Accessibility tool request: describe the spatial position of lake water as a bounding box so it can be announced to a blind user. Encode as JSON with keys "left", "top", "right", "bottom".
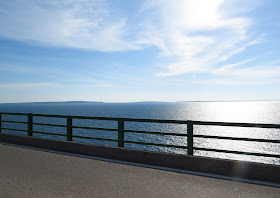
{"left": 1, "top": 101, "right": 280, "bottom": 165}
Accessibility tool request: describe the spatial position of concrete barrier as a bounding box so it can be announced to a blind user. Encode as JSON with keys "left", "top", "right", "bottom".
{"left": 1, "top": 133, "right": 279, "bottom": 185}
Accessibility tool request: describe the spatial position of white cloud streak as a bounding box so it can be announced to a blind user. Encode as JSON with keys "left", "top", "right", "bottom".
{"left": 0, "top": 82, "right": 54, "bottom": 88}
{"left": 213, "top": 58, "right": 256, "bottom": 74}
{"left": 84, "top": 84, "right": 113, "bottom": 88}
{"left": 215, "top": 66, "right": 280, "bottom": 79}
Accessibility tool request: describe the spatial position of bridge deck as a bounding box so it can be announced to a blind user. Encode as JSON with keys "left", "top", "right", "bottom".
{"left": 0, "top": 143, "right": 279, "bottom": 198}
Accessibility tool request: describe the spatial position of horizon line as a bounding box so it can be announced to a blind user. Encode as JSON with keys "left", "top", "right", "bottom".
{"left": 1, "top": 100, "right": 280, "bottom": 104}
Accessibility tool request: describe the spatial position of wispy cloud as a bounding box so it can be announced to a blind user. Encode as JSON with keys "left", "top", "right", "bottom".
{"left": 0, "top": 63, "right": 116, "bottom": 89}
{"left": 214, "top": 65, "right": 280, "bottom": 79}
{"left": 166, "top": 74, "right": 280, "bottom": 85}
{"left": 84, "top": 84, "right": 113, "bottom": 88}
{"left": 0, "top": 64, "right": 56, "bottom": 73}
{"left": 213, "top": 58, "right": 256, "bottom": 74}
{"left": 210, "top": 57, "right": 280, "bottom": 83}
{"left": 0, "top": 82, "right": 54, "bottom": 88}
{"left": 1, "top": 0, "right": 276, "bottom": 81}
{"left": 0, "top": 0, "right": 138, "bottom": 52}
{"left": 165, "top": 62, "right": 280, "bottom": 85}
{"left": 137, "top": 0, "right": 261, "bottom": 77}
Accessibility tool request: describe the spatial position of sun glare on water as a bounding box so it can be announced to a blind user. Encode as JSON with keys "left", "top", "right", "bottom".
{"left": 202, "top": 102, "right": 267, "bottom": 123}
{"left": 190, "top": 102, "right": 280, "bottom": 164}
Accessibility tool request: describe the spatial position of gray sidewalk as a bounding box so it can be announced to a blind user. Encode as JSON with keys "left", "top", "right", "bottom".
{"left": 0, "top": 144, "right": 279, "bottom": 198}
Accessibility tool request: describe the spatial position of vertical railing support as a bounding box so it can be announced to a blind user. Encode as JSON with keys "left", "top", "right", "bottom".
{"left": 27, "top": 113, "right": 33, "bottom": 136}
{"left": 67, "top": 116, "right": 72, "bottom": 141}
{"left": 118, "top": 119, "right": 124, "bottom": 147}
{"left": 0, "top": 113, "right": 2, "bottom": 133}
{"left": 187, "top": 120, "right": 194, "bottom": 155}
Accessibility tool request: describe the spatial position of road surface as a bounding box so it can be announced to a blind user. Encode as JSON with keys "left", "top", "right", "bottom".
{"left": 0, "top": 143, "right": 279, "bottom": 198}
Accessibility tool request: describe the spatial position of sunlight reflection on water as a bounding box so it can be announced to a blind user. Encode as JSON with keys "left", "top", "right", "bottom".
{"left": 123, "top": 102, "right": 280, "bottom": 165}
{"left": 1, "top": 102, "right": 280, "bottom": 165}
{"left": 164, "top": 102, "right": 280, "bottom": 165}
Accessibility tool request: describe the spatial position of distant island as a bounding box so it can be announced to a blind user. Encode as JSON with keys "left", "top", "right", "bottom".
{"left": 0, "top": 101, "right": 105, "bottom": 105}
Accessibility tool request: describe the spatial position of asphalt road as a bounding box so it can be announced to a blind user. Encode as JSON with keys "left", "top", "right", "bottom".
{"left": 0, "top": 143, "right": 279, "bottom": 198}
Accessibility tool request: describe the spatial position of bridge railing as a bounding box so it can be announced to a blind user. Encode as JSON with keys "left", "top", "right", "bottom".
{"left": 0, "top": 112, "right": 280, "bottom": 159}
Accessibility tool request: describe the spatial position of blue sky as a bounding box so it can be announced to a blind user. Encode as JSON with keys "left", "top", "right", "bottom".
{"left": 0, "top": 0, "right": 280, "bottom": 103}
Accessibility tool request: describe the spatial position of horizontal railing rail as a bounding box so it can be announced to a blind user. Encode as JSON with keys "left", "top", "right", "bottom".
{"left": 0, "top": 127, "right": 28, "bottom": 133}
{"left": 124, "top": 129, "right": 188, "bottom": 136}
{"left": 193, "top": 120, "right": 280, "bottom": 129}
{"left": 0, "top": 112, "right": 280, "bottom": 161}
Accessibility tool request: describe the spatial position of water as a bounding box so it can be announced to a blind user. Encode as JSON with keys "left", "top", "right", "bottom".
{"left": 1, "top": 101, "right": 280, "bottom": 165}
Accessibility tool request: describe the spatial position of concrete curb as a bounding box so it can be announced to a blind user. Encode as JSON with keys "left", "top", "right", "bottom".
{"left": 1, "top": 133, "right": 279, "bottom": 185}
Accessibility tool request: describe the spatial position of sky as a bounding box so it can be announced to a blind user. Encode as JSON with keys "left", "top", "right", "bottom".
{"left": 0, "top": 0, "right": 280, "bottom": 103}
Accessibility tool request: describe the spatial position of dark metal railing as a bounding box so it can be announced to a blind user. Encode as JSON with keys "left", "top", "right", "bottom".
{"left": 0, "top": 112, "right": 280, "bottom": 160}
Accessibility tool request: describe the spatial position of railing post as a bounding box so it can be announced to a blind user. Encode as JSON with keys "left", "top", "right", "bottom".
{"left": 27, "top": 113, "right": 33, "bottom": 136}
{"left": 187, "top": 120, "right": 194, "bottom": 155}
{"left": 118, "top": 119, "right": 124, "bottom": 147}
{"left": 0, "top": 113, "right": 2, "bottom": 133}
{"left": 67, "top": 116, "right": 72, "bottom": 141}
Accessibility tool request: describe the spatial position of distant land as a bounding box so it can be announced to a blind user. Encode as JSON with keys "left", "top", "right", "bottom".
{"left": 0, "top": 101, "right": 104, "bottom": 105}
{"left": 0, "top": 100, "right": 280, "bottom": 105}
